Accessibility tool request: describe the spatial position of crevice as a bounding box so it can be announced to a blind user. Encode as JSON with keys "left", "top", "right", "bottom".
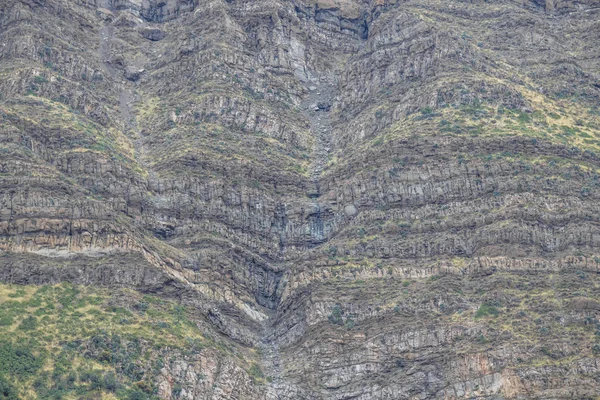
{"left": 249, "top": 260, "right": 284, "bottom": 310}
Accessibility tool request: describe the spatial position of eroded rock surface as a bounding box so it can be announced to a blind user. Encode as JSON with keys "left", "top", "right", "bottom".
{"left": 1, "top": 0, "right": 600, "bottom": 397}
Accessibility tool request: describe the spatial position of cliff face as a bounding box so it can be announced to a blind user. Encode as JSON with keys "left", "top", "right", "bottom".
{"left": 1, "top": 0, "right": 600, "bottom": 398}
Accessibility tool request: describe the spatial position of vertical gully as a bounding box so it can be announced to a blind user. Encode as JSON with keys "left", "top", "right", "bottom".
{"left": 98, "top": 0, "right": 150, "bottom": 179}
{"left": 303, "top": 76, "right": 335, "bottom": 244}
{"left": 261, "top": 75, "right": 335, "bottom": 399}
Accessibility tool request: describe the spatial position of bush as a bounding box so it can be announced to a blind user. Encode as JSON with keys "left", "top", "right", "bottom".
{"left": 80, "top": 370, "right": 102, "bottom": 385}
{"left": 172, "top": 384, "right": 183, "bottom": 397}
{"left": 327, "top": 246, "right": 338, "bottom": 259}
{"left": 18, "top": 316, "right": 38, "bottom": 331}
{"left": 134, "top": 380, "right": 153, "bottom": 394}
{"left": 0, "top": 341, "right": 43, "bottom": 376}
{"left": 248, "top": 363, "right": 264, "bottom": 381}
{"left": 0, "top": 374, "right": 17, "bottom": 400}
{"left": 474, "top": 303, "right": 500, "bottom": 319}
{"left": 104, "top": 372, "right": 119, "bottom": 392}
{"left": 344, "top": 318, "right": 355, "bottom": 330}
{"left": 328, "top": 305, "right": 343, "bottom": 325}
{"left": 128, "top": 389, "right": 151, "bottom": 400}
{"left": 53, "top": 353, "right": 70, "bottom": 376}
{"left": 57, "top": 286, "right": 80, "bottom": 308}
{"left": 136, "top": 302, "right": 149, "bottom": 313}
{"left": 0, "top": 313, "right": 13, "bottom": 327}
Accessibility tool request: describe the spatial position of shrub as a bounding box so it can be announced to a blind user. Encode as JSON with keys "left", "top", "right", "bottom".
{"left": 128, "top": 389, "right": 151, "bottom": 400}
{"left": 328, "top": 305, "right": 343, "bottom": 325}
{"left": 136, "top": 302, "right": 149, "bottom": 313}
{"left": 18, "top": 316, "right": 38, "bottom": 331}
{"left": 327, "top": 246, "right": 338, "bottom": 259}
{"left": 172, "top": 384, "right": 183, "bottom": 397}
{"left": 80, "top": 370, "right": 102, "bottom": 384}
{"left": 475, "top": 303, "right": 500, "bottom": 319}
{"left": 248, "top": 363, "right": 264, "bottom": 381}
{"left": 344, "top": 318, "right": 355, "bottom": 330}
{"left": 0, "top": 313, "right": 13, "bottom": 327}
{"left": 104, "top": 372, "right": 119, "bottom": 392}
{"left": 0, "top": 374, "right": 17, "bottom": 400}
{"left": 134, "top": 380, "right": 153, "bottom": 394}
{"left": 57, "top": 286, "right": 80, "bottom": 308}
{"left": 0, "top": 341, "right": 43, "bottom": 376}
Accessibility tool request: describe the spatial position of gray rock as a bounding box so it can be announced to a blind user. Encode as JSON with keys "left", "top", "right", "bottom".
{"left": 140, "top": 27, "right": 166, "bottom": 41}
{"left": 344, "top": 204, "right": 358, "bottom": 217}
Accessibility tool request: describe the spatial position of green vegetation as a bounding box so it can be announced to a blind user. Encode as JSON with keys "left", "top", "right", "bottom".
{"left": 328, "top": 304, "right": 344, "bottom": 325}
{"left": 17, "top": 315, "right": 38, "bottom": 331}
{"left": 248, "top": 363, "right": 264, "bottom": 383}
{"left": 34, "top": 75, "right": 48, "bottom": 84}
{"left": 0, "top": 374, "right": 17, "bottom": 400}
{"left": 0, "top": 283, "right": 242, "bottom": 399}
{"left": 327, "top": 304, "right": 357, "bottom": 330}
{"left": 474, "top": 302, "right": 500, "bottom": 319}
{"left": 362, "top": 83, "right": 600, "bottom": 159}
{"left": 0, "top": 97, "right": 144, "bottom": 176}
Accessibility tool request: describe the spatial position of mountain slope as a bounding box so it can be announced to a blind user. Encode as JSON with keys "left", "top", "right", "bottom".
{"left": 1, "top": 0, "right": 600, "bottom": 398}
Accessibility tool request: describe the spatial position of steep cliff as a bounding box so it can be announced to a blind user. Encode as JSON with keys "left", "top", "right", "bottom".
{"left": 1, "top": 0, "right": 600, "bottom": 398}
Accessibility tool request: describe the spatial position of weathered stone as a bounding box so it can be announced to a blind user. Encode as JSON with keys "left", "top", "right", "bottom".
{"left": 139, "top": 27, "right": 166, "bottom": 41}
{"left": 343, "top": 204, "right": 358, "bottom": 217}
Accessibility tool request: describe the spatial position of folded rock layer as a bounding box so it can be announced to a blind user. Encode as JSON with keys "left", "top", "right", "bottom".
{"left": 1, "top": 0, "right": 600, "bottom": 398}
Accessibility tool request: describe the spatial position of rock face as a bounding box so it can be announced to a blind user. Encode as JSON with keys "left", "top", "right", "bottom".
{"left": 1, "top": 0, "right": 600, "bottom": 398}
